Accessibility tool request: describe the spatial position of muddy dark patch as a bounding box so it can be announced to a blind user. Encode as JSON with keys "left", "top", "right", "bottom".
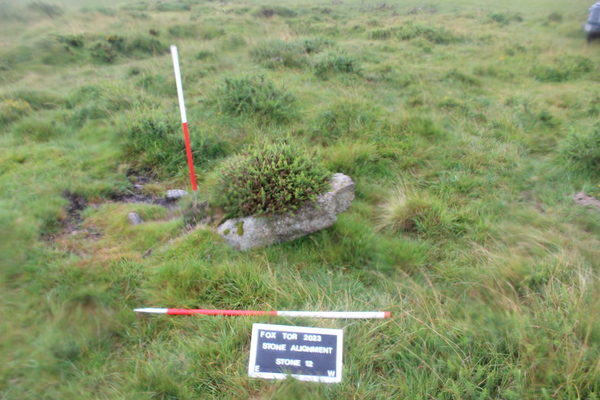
{"left": 44, "top": 191, "right": 101, "bottom": 241}
{"left": 109, "top": 189, "right": 179, "bottom": 209}
{"left": 111, "top": 171, "right": 185, "bottom": 209}
{"left": 64, "top": 190, "right": 87, "bottom": 224}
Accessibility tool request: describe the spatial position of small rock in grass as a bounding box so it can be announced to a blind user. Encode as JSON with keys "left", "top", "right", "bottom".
{"left": 574, "top": 192, "right": 600, "bottom": 212}
{"left": 166, "top": 189, "right": 189, "bottom": 200}
{"left": 128, "top": 212, "right": 144, "bottom": 225}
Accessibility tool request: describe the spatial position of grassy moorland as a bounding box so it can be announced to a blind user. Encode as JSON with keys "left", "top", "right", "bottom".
{"left": 1, "top": 0, "right": 600, "bottom": 398}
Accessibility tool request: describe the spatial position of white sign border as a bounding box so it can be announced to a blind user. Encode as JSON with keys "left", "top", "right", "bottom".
{"left": 248, "top": 323, "right": 343, "bottom": 383}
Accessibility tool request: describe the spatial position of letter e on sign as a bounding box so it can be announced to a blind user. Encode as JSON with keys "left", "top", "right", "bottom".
{"left": 248, "top": 324, "right": 343, "bottom": 383}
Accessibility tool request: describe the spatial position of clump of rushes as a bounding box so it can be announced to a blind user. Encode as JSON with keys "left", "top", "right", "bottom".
{"left": 209, "top": 142, "right": 331, "bottom": 218}
{"left": 313, "top": 51, "right": 359, "bottom": 78}
{"left": 251, "top": 37, "right": 333, "bottom": 69}
{"left": 251, "top": 40, "right": 309, "bottom": 69}
{"left": 155, "top": 2, "right": 191, "bottom": 12}
{"left": 120, "top": 110, "right": 227, "bottom": 176}
{"left": 561, "top": 125, "right": 600, "bottom": 175}
{"left": 218, "top": 75, "right": 296, "bottom": 123}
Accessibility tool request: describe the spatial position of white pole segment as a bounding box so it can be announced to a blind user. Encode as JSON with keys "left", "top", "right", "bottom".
{"left": 170, "top": 45, "right": 187, "bottom": 123}
{"left": 276, "top": 311, "right": 389, "bottom": 319}
{"left": 134, "top": 308, "right": 169, "bottom": 314}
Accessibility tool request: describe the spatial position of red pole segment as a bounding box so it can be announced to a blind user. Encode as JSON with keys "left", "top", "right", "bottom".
{"left": 181, "top": 122, "right": 197, "bottom": 192}
{"left": 134, "top": 308, "right": 392, "bottom": 319}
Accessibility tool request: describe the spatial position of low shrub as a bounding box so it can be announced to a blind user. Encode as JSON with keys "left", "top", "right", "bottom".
{"left": 218, "top": 75, "right": 296, "bottom": 123}
{"left": 27, "top": 1, "right": 64, "bottom": 19}
{"left": 125, "top": 36, "right": 168, "bottom": 57}
{"left": 12, "top": 113, "right": 71, "bottom": 142}
{"left": 94, "top": 7, "right": 117, "bottom": 16}
{"left": 316, "top": 99, "right": 378, "bottom": 142}
{"left": 135, "top": 74, "right": 175, "bottom": 96}
{"left": 91, "top": 43, "right": 117, "bottom": 63}
{"left": 125, "top": 11, "right": 149, "bottom": 19}
{"left": 0, "top": 99, "right": 32, "bottom": 125}
{"left": 219, "top": 34, "right": 246, "bottom": 50}
{"left": 56, "top": 34, "right": 85, "bottom": 48}
{"left": 367, "top": 23, "right": 458, "bottom": 44}
{"left": 66, "top": 85, "right": 134, "bottom": 126}
{"left": 196, "top": 50, "right": 213, "bottom": 60}
{"left": 120, "top": 2, "right": 148, "bottom": 11}
{"left": 398, "top": 22, "right": 458, "bottom": 43}
{"left": 301, "top": 37, "right": 333, "bottom": 53}
{"left": 251, "top": 40, "right": 308, "bottom": 69}
{"left": 35, "top": 37, "right": 80, "bottom": 65}
{"left": 561, "top": 126, "right": 600, "bottom": 175}
{"left": 9, "top": 91, "right": 63, "bottom": 110}
{"left": 251, "top": 37, "right": 333, "bottom": 69}
{"left": 548, "top": 12, "right": 563, "bottom": 22}
{"left": 155, "top": 2, "right": 191, "bottom": 12}
{"left": 66, "top": 85, "right": 104, "bottom": 108}
{"left": 121, "top": 111, "right": 228, "bottom": 176}
{"left": 0, "top": 46, "right": 34, "bottom": 71}
{"left": 531, "top": 56, "right": 595, "bottom": 83}
{"left": 209, "top": 142, "right": 330, "bottom": 218}
{"left": 403, "top": 116, "right": 445, "bottom": 138}
{"left": 200, "top": 26, "right": 226, "bottom": 40}
{"left": 61, "top": 34, "right": 168, "bottom": 63}
{"left": 106, "top": 35, "right": 125, "bottom": 51}
{"left": 588, "top": 96, "right": 600, "bottom": 117}
{"left": 368, "top": 28, "right": 395, "bottom": 40}
{"left": 254, "top": 6, "right": 297, "bottom": 18}
{"left": 313, "top": 51, "right": 359, "bottom": 77}
{"left": 487, "top": 12, "right": 522, "bottom": 25}
{"left": 443, "top": 70, "right": 481, "bottom": 86}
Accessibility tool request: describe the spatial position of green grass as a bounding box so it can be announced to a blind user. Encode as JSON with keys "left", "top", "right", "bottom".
{"left": 1, "top": 0, "right": 600, "bottom": 398}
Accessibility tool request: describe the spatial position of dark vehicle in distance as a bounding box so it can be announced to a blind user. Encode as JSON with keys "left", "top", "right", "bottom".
{"left": 584, "top": 2, "right": 600, "bottom": 42}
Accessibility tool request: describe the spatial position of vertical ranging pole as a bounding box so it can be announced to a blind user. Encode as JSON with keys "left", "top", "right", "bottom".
{"left": 171, "top": 45, "right": 197, "bottom": 192}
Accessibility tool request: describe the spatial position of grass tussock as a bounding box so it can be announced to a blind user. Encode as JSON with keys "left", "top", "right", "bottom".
{"left": 561, "top": 125, "right": 600, "bottom": 176}
{"left": 217, "top": 75, "right": 297, "bottom": 124}
{"left": 120, "top": 109, "right": 228, "bottom": 177}
{"left": 376, "top": 186, "right": 452, "bottom": 236}
{"left": 367, "top": 22, "right": 460, "bottom": 44}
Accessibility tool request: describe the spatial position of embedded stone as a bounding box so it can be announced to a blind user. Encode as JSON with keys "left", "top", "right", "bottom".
{"left": 218, "top": 173, "right": 354, "bottom": 250}
{"left": 166, "top": 189, "right": 189, "bottom": 200}
{"left": 128, "top": 212, "right": 144, "bottom": 225}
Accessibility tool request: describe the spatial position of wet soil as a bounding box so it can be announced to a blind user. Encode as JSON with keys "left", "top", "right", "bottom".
{"left": 46, "top": 173, "right": 184, "bottom": 241}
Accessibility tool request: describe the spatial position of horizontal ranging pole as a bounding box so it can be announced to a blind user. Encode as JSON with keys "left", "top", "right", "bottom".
{"left": 134, "top": 308, "right": 391, "bottom": 319}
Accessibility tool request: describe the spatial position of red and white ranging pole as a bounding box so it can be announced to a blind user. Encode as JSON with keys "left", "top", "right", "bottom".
{"left": 134, "top": 308, "right": 392, "bottom": 319}
{"left": 171, "top": 45, "right": 197, "bottom": 192}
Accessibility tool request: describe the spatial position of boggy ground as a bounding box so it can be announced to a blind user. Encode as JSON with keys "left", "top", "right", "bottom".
{"left": 1, "top": 0, "right": 600, "bottom": 399}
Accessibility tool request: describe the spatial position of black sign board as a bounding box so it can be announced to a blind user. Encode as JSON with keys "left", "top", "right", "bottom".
{"left": 248, "top": 323, "right": 343, "bottom": 383}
